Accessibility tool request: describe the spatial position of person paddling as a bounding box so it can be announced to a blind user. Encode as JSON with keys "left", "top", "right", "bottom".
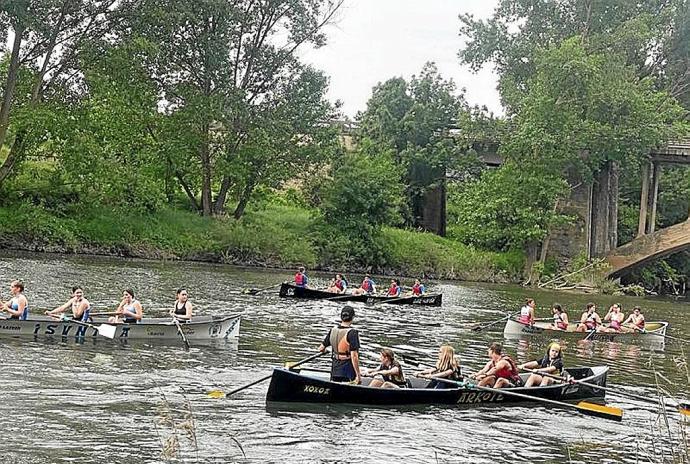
{"left": 294, "top": 267, "right": 308, "bottom": 288}
{"left": 109, "top": 289, "right": 143, "bottom": 324}
{"left": 415, "top": 345, "right": 462, "bottom": 388}
{"left": 364, "top": 348, "right": 406, "bottom": 388}
{"left": 1, "top": 280, "right": 29, "bottom": 320}
{"left": 351, "top": 273, "right": 376, "bottom": 296}
{"left": 411, "top": 278, "right": 426, "bottom": 296}
{"left": 575, "top": 303, "right": 601, "bottom": 332}
{"left": 518, "top": 342, "right": 564, "bottom": 387}
{"left": 318, "top": 305, "right": 361, "bottom": 384}
{"left": 550, "top": 303, "right": 569, "bottom": 331}
{"left": 518, "top": 298, "right": 536, "bottom": 325}
{"left": 602, "top": 304, "right": 625, "bottom": 333}
{"left": 171, "top": 288, "right": 193, "bottom": 322}
{"left": 472, "top": 342, "right": 523, "bottom": 388}
{"left": 386, "top": 279, "right": 402, "bottom": 297}
{"left": 46, "top": 286, "right": 91, "bottom": 322}
{"left": 623, "top": 306, "right": 646, "bottom": 332}
{"left": 326, "top": 274, "right": 347, "bottom": 294}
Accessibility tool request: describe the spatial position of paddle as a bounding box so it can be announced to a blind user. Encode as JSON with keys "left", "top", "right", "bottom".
{"left": 243, "top": 282, "right": 283, "bottom": 295}
{"left": 471, "top": 311, "right": 521, "bottom": 332}
{"left": 207, "top": 351, "right": 326, "bottom": 399}
{"left": 434, "top": 377, "right": 623, "bottom": 421}
{"left": 632, "top": 326, "right": 690, "bottom": 344}
{"left": 173, "top": 318, "right": 191, "bottom": 350}
{"left": 68, "top": 319, "right": 117, "bottom": 339}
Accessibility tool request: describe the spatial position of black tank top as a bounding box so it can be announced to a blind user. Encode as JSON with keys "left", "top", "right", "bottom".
{"left": 174, "top": 301, "right": 188, "bottom": 316}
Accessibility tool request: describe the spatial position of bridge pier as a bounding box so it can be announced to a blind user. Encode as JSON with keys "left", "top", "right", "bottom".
{"left": 637, "top": 161, "right": 661, "bottom": 237}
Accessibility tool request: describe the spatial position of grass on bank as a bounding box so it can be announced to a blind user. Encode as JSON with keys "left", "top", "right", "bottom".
{"left": 0, "top": 202, "right": 523, "bottom": 281}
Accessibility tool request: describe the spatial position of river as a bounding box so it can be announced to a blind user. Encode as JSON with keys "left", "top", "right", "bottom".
{"left": 0, "top": 251, "right": 688, "bottom": 463}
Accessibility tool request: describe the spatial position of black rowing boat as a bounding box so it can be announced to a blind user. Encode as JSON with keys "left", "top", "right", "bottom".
{"left": 266, "top": 366, "right": 608, "bottom": 405}
{"left": 278, "top": 283, "right": 442, "bottom": 306}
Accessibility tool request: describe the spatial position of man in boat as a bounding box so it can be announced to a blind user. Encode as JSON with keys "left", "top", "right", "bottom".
{"left": 602, "top": 304, "right": 625, "bottom": 333}
{"left": 351, "top": 274, "right": 376, "bottom": 296}
{"left": 386, "top": 279, "right": 401, "bottom": 297}
{"left": 45, "top": 286, "right": 91, "bottom": 322}
{"left": 575, "top": 303, "right": 602, "bottom": 332}
{"left": 472, "top": 342, "right": 523, "bottom": 388}
{"left": 518, "top": 342, "right": 564, "bottom": 387}
{"left": 0, "top": 280, "right": 29, "bottom": 320}
{"left": 411, "top": 278, "right": 426, "bottom": 296}
{"left": 294, "top": 267, "right": 308, "bottom": 288}
{"left": 318, "top": 305, "right": 361, "bottom": 384}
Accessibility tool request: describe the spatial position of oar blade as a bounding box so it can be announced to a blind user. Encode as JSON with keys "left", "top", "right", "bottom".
{"left": 207, "top": 389, "right": 226, "bottom": 399}
{"left": 576, "top": 401, "right": 623, "bottom": 422}
{"left": 679, "top": 403, "right": 690, "bottom": 417}
{"left": 97, "top": 324, "right": 117, "bottom": 339}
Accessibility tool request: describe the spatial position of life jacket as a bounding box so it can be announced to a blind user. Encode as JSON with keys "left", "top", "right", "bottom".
{"left": 493, "top": 355, "right": 520, "bottom": 383}
{"left": 634, "top": 315, "right": 645, "bottom": 329}
{"left": 609, "top": 316, "right": 622, "bottom": 330}
{"left": 329, "top": 326, "right": 352, "bottom": 361}
{"left": 294, "top": 272, "right": 306, "bottom": 287}
{"left": 10, "top": 299, "right": 29, "bottom": 320}
{"left": 584, "top": 312, "right": 598, "bottom": 329}
{"left": 412, "top": 284, "right": 424, "bottom": 296}
{"left": 335, "top": 279, "right": 345, "bottom": 291}
{"left": 538, "top": 355, "right": 563, "bottom": 374}
{"left": 518, "top": 305, "right": 533, "bottom": 324}
{"left": 361, "top": 278, "right": 373, "bottom": 292}
{"left": 123, "top": 300, "right": 140, "bottom": 323}
{"left": 387, "top": 284, "right": 400, "bottom": 297}
{"left": 380, "top": 360, "right": 406, "bottom": 386}
{"left": 553, "top": 313, "right": 568, "bottom": 330}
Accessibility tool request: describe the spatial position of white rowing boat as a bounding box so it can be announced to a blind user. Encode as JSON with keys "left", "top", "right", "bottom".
{"left": 503, "top": 318, "right": 668, "bottom": 342}
{"left": 0, "top": 314, "right": 241, "bottom": 341}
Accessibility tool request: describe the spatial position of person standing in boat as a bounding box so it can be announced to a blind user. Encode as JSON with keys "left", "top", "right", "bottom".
{"left": 171, "top": 288, "right": 193, "bottom": 322}
{"left": 294, "top": 267, "right": 308, "bottom": 288}
{"left": 602, "top": 304, "right": 625, "bottom": 333}
{"left": 472, "top": 342, "right": 523, "bottom": 388}
{"left": 351, "top": 273, "right": 376, "bottom": 296}
{"left": 318, "top": 305, "right": 361, "bottom": 384}
{"left": 415, "top": 345, "right": 462, "bottom": 388}
{"left": 365, "top": 348, "right": 406, "bottom": 388}
{"left": 575, "top": 303, "right": 602, "bottom": 332}
{"left": 109, "top": 289, "right": 143, "bottom": 324}
{"left": 518, "top": 342, "right": 564, "bottom": 387}
{"left": 45, "top": 286, "right": 91, "bottom": 322}
{"left": 411, "top": 278, "right": 426, "bottom": 296}
{"left": 518, "top": 298, "right": 536, "bottom": 325}
{"left": 550, "top": 304, "right": 569, "bottom": 331}
{"left": 0, "top": 280, "right": 29, "bottom": 320}
{"left": 623, "top": 306, "right": 646, "bottom": 332}
{"left": 386, "top": 279, "right": 402, "bottom": 297}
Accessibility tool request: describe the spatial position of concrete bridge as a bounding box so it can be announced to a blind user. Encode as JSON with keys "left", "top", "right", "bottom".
{"left": 605, "top": 140, "right": 690, "bottom": 277}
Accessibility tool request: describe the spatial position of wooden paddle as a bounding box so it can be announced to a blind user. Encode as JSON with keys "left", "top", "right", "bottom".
{"left": 207, "top": 351, "right": 326, "bottom": 399}
{"left": 243, "top": 282, "right": 283, "bottom": 295}
{"left": 471, "top": 311, "right": 521, "bottom": 332}
{"left": 173, "top": 318, "right": 191, "bottom": 350}
{"left": 435, "top": 377, "right": 623, "bottom": 421}
{"left": 68, "top": 319, "right": 117, "bottom": 339}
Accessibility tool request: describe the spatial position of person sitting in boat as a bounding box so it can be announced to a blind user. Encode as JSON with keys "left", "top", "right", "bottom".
{"left": 602, "top": 304, "right": 625, "bottom": 333}
{"left": 472, "top": 342, "right": 523, "bottom": 388}
{"left": 294, "top": 267, "right": 308, "bottom": 288}
{"left": 170, "top": 288, "right": 193, "bottom": 322}
{"left": 575, "top": 303, "right": 601, "bottom": 332}
{"left": 550, "top": 304, "right": 569, "bottom": 331}
{"left": 45, "top": 286, "right": 91, "bottom": 322}
{"left": 109, "top": 289, "right": 143, "bottom": 324}
{"left": 318, "top": 305, "right": 361, "bottom": 384}
{"left": 623, "top": 306, "right": 646, "bottom": 332}
{"left": 326, "top": 274, "right": 348, "bottom": 294}
{"left": 518, "top": 298, "right": 536, "bottom": 325}
{"left": 0, "top": 279, "right": 29, "bottom": 320}
{"left": 415, "top": 345, "right": 462, "bottom": 388}
{"left": 365, "top": 348, "right": 407, "bottom": 388}
{"left": 386, "top": 279, "right": 402, "bottom": 297}
{"left": 351, "top": 274, "right": 376, "bottom": 296}
{"left": 411, "top": 278, "right": 426, "bottom": 296}
{"left": 518, "top": 342, "right": 564, "bottom": 387}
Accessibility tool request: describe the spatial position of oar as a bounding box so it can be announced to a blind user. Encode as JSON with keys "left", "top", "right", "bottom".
{"left": 207, "top": 351, "right": 326, "bottom": 399}
{"left": 173, "top": 318, "right": 191, "bottom": 351}
{"left": 633, "top": 326, "right": 690, "bottom": 344}
{"left": 68, "top": 319, "right": 117, "bottom": 339}
{"left": 435, "top": 377, "right": 623, "bottom": 421}
{"left": 242, "top": 282, "right": 283, "bottom": 295}
{"left": 471, "top": 311, "right": 520, "bottom": 332}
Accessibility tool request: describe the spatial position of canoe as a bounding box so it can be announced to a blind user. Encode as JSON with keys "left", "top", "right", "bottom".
{"left": 266, "top": 365, "right": 608, "bottom": 405}
{"left": 503, "top": 318, "right": 668, "bottom": 342}
{"left": 278, "top": 283, "right": 442, "bottom": 306}
{"left": 0, "top": 314, "right": 241, "bottom": 341}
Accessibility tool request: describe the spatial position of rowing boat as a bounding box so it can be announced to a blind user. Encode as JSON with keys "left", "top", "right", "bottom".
{"left": 278, "top": 283, "right": 442, "bottom": 306}
{"left": 503, "top": 318, "right": 668, "bottom": 341}
{"left": 0, "top": 314, "right": 241, "bottom": 341}
{"left": 266, "top": 365, "right": 608, "bottom": 405}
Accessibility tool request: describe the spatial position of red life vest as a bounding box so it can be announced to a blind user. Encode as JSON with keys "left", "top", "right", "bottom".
{"left": 412, "top": 284, "right": 422, "bottom": 295}
{"left": 335, "top": 280, "right": 344, "bottom": 290}
{"left": 295, "top": 272, "right": 305, "bottom": 286}
{"left": 387, "top": 284, "right": 399, "bottom": 296}
{"left": 493, "top": 355, "right": 520, "bottom": 382}
{"left": 362, "top": 279, "right": 372, "bottom": 292}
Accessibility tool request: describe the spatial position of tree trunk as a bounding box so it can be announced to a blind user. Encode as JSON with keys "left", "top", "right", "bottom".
{"left": 0, "top": 130, "right": 26, "bottom": 187}
{"left": 199, "top": 125, "right": 213, "bottom": 216}
{"left": 213, "top": 175, "right": 233, "bottom": 215}
{"left": 233, "top": 178, "right": 256, "bottom": 219}
{"left": 0, "top": 21, "right": 25, "bottom": 161}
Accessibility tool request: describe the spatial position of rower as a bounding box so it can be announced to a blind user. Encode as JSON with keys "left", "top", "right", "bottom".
{"left": 411, "top": 278, "right": 426, "bottom": 296}
{"left": 294, "top": 267, "right": 308, "bottom": 288}
{"left": 364, "top": 348, "right": 406, "bottom": 388}
{"left": 318, "top": 305, "right": 361, "bottom": 384}
{"left": 109, "top": 289, "right": 143, "bottom": 324}
{"left": 623, "top": 306, "right": 645, "bottom": 332}
{"left": 1, "top": 280, "right": 29, "bottom": 320}
{"left": 550, "top": 303, "right": 569, "bottom": 330}
{"left": 575, "top": 303, "right": 601, "bottom": 332}
{"left": 326, "top": 274, "right": 347, "bottom": 294}
{"left": 472, "top": 342, "right": 523, "bottom": 388}
{"left": 171, "top": 288, "right": 193, "bottom": 322}
{"left": 386, "top": 279, "right": 402, "bottom": 297}
{"left": 602, "top": 304, "right": 625, "bottom": 333}
{"left": 518, "top": 298, "right": 535, "bottom": 325}
{"left": 351, "top": 273, "right": 376, "bottom": 296}
{"left": 45, "top": 286, "right": 91, "bottom": 322}
{"left": 415, "top": 345, "right": 462, "bottom": 388}
{"left": 518, "top": 342, "right": 564, "bottom": 387}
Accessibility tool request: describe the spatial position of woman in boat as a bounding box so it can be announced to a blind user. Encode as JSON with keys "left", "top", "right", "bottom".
{"left": 45, "top": 286, "right": 91, "bottom": 322}
{"left": 518, "top": 342, "right": 564, "bottom": 387}
{"left": 575, "top": 303, "right": 602, "bottom": 332}
{"left": 415, "top": 345, "right": 462, "bottom": 388}
{"left": 171, "top": 288, "right": 193, "bottom": 322}
{"left": 294, "top": 267, "right": 308, "bottom": 288}
{"left": 365, "top": 348, "right": 406, "bottom": 388}
{"left": 1, "top": 280, "right": 29, "bottom": 320}
{"left": 623, "top": 306, "right": 646, "bottom": 332}
{"left": 386, "top": 279, "right": 402, "bottom": 297}
{"left": 109, "top": 289, "right": 143, "bottom": 324}
{"left": 351, "top": 274, "right": 376, "bottom": 296}
{"left": 602, "top": 304, "right": 625, "bottom": 333}
{"left": 518, "top": 298, "right": 536, "bottom": 325}
{"left": 411, "top": 278, "right": 426, "bottom": 296}
{"left": 326, "top": 274, "right": 347, "bottom": 294}
{"left": 472, "top": 342, "right": 523, "bottom": 388}
{"left": 550, "top": 304, "right": 569, "bottom": 331}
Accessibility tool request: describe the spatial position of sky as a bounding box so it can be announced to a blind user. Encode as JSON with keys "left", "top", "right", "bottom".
{"left": 300, "top": 0, "right": 502, "bottom": 119}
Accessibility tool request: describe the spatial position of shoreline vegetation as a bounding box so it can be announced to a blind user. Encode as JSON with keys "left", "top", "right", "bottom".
{"left": 0, "top": 202, "right": 524, "bottom": 283}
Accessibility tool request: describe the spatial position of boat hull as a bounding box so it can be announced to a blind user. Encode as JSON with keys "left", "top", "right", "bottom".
{"left": 266, "top": 366, "right": 608, "bottom": 405}
{"left": 0, "top": 314, "right": 240, "bottom": 341}
{"left": 278, "top": 283, "right": 442, "bottom": 306}
{"left": 503, "top": 318, "right": 668, "bottom": 342}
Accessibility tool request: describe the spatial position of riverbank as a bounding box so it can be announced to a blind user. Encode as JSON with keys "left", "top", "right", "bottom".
{"left": 0, "top": 202, "right": 524, "bottom": 282}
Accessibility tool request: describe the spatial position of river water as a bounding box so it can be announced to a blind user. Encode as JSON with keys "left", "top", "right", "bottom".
{"left": 0, "top": 251, "right": 688, "bottom": 463}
